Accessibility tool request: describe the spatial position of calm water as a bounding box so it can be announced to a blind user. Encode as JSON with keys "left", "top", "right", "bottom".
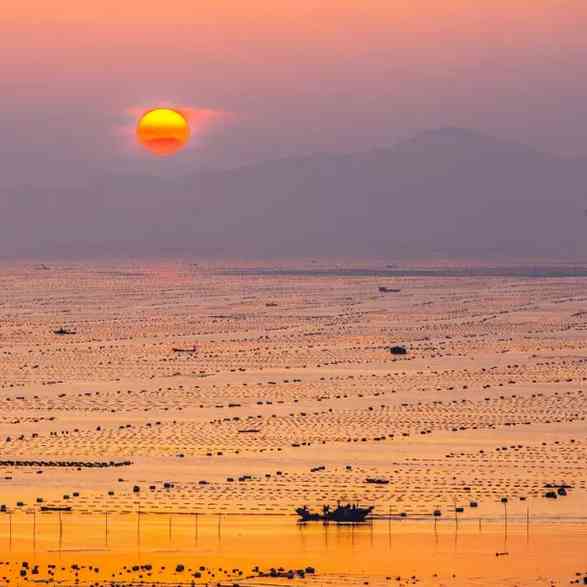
{"left": 221, "top": 266, "right": 587, "bottom": 278}
{"left": 1, "top": 513, "right": 586, "bottom": 585}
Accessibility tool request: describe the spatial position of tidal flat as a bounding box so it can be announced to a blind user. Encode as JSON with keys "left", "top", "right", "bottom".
{"left": 0, "top": 260, "right": 586, "bottom": 586}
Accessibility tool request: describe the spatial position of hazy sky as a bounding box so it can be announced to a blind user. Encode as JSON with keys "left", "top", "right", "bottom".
{"left": 2, "top": 0, "right": 586, "bottom": 186}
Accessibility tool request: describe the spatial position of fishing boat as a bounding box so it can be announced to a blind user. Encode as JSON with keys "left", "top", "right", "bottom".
{"left": 296, "top": 503, "right": 374, "bottom": 523}
{"left": 365, "top": 477, "right": 389, "bottom": 485}
{"left": 53, "top": 327, "right": 76, "bottom": 335}
{"left": 172, "top": 345, "right": 198, "bottom": 353}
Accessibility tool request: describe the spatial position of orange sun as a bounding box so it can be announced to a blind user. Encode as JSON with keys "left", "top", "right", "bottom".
{"left": 136, "top": 108, "right": 190, "bottom": 156}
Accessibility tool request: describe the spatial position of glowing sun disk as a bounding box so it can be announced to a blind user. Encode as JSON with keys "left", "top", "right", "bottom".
{"left": 136, "top": 108, "right": 190, "bottom": 156}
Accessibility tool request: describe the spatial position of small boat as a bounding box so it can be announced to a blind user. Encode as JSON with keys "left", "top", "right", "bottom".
{"left": 296, "top": 503, "right": 374, "bottom": 523}
{"left": 53, "top": 328, "right": 76, "bottom": 335}
{"left": 389, "top": 345, "right": 408, "bottom": 355}
{"left": 365, "top": 477, "right": 389, "bottom": 485}
{"left": 172, "top": 346, "right": 198, "bottom": 353}
{"left": 40, "top": 506, "right": 72, "bottom": 512}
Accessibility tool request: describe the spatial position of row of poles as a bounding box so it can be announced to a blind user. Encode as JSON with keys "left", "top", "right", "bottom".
{"left": 2, "top": 501, "right": 531, "bottom": 552}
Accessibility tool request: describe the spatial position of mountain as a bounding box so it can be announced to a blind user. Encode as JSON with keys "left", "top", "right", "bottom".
{"left": 3, "top": 128, "right": 586, "bottom": 260}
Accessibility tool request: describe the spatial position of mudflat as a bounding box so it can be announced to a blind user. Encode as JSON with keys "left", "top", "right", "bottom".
{"left": 1, "top": 261, "right": 586, "bottom": 586}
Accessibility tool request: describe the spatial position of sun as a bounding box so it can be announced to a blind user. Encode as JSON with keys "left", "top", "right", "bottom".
{"left": 136, "top": 108, "right": 190, "bottom": 156}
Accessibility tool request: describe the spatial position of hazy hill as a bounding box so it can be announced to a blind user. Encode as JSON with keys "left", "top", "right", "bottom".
{"left": 3, "top": 128, "right": 586, "bottom": 260}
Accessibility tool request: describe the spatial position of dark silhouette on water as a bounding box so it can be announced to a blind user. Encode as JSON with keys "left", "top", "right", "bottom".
{"left": 365, "top": 478, "right": 389, "bottom": 485}
{"left": 296, "top": 503, "right": 374, "bottom": 523}
{"left": 172, "top": 345, "right": 198, "bottom": 353}
{"left": 390, "top": 346, "right": 408, "bottom": 355}
{"left": 53, "top": 327, "right": 76, "bottom": 335}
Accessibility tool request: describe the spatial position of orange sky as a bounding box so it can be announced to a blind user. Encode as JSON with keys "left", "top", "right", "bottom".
{"left": 3, "top": 1, "right": 583, "bottom": 23}
{"left": 4, "top": 1, "right": 584, "bottom": 97}
{"left": 4, "top": 1, "right": 585, "bottom": 50}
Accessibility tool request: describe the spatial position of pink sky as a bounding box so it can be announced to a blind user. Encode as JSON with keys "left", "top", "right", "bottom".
{"left": 1, "top": 1, "right": 586, "bottom": 261}
{"left": 1, "top": 1, "right": 586, "bottom": 175}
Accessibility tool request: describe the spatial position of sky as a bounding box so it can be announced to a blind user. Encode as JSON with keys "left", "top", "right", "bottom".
{"left": 1, "top": 1, "right": 586, "bottom": 259}
{"left": 2, "top": 1, "right": 586, "bottom": 176}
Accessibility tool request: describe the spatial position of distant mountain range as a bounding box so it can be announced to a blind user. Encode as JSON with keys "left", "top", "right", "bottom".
{"left": 3, "top": 128, "right": 586, "bottom": 260}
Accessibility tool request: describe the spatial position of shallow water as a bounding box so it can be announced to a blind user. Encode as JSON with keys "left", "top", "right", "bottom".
{"left": 0, "top": 515, "right": 586, "bottom": 585}
{"left": 1, "top": 262, "right": 587, "bottom": 585}
{"left": 221, "top": 265, "right": 587, "bottom": 278}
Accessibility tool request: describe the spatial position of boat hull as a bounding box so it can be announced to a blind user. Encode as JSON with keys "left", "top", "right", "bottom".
{"left": 296, "top": 505, "right": 374, "bottom": 523}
